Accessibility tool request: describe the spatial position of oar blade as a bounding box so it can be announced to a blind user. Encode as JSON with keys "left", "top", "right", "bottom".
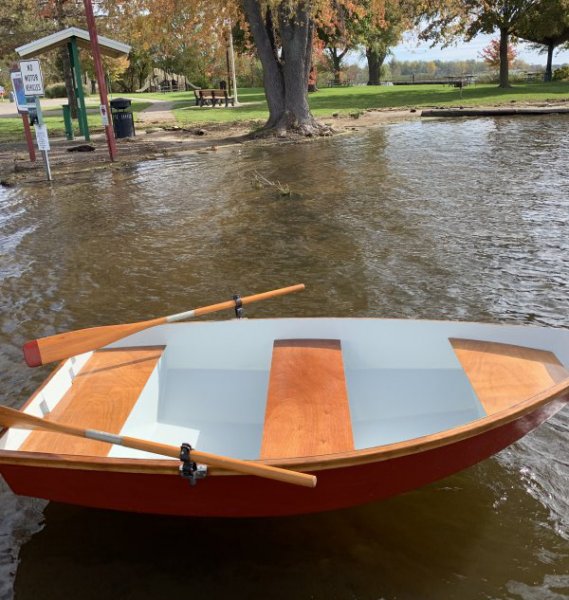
{"left": 23, "top": 318, "right": 163, "bottom": 367}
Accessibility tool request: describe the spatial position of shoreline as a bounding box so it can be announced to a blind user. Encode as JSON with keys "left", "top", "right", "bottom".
{"left": 1, "top": 101, "right": 568, "bottom": 188}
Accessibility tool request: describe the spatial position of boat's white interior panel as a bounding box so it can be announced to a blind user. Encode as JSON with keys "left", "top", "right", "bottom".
{"left": 4, "top": 319, "right": 568, "bottom": 459}
{"left": 0, "top": 351, "right": 93, "bottom": 451}
{"left": 347, "top": 368, "right": 485, "bottom": 448}
{"left": 110, "top": 366, "right": 268, "bottom": 459}
{"left": 108, "top": 318, "right": 569, "bottom": 370}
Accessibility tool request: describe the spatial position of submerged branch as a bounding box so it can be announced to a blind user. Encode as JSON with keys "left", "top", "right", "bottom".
{"left": 251, "top": 170, "right": 291, "bottom": 196}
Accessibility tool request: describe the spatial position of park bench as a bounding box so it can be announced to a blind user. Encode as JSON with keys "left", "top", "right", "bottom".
{"left": 193, "top": 89, "right": 235, "bottom": 108}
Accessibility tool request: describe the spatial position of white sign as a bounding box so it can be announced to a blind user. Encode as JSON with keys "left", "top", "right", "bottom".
{"left": 19, "top": 60, "right": 45, "bottom": 96}
{"left": 100, "top": 104, "right": 109, "bottom": 127}
{"left": 10, "top": 72, "right": 28, "bottom": 113}
{"left": 35, "top": 124, "right": 50, "bottom": 151}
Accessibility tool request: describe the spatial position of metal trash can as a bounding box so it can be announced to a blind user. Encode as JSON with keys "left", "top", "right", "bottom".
{"left": 110, "top": 98, "right": 135, "bottom": 138}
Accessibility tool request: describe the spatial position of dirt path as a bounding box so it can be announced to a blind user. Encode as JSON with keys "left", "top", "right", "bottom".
{"left": 137, "top": 99, "right": 177, "bottom": 124}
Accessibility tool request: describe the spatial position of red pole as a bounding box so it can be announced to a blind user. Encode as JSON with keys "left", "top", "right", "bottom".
{"left": 21, "top": 112, "right": 36, "bottom": 162}
{"left": 83, "top": 0, "right": 117, "bottom": 161}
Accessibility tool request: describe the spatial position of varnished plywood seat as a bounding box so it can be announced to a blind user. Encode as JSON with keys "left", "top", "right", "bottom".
{"left": 260, "top": 339, "right": 354, "bottom": 459}
{"left": 450, "top": 338, "right": 569, "bottom": 415}
{"left": 20, "top": 347, "right": 164, "bottom": 456}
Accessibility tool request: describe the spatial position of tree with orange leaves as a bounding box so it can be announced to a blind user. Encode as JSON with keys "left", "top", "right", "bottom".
{"left": 479, "top": 38, "right": 517, "bottom": 70}
{"left": 103, "top": 0, "right": 389, "bottom": 136}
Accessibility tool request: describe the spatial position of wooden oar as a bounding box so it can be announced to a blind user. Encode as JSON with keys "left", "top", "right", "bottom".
{"left": 23, "top": 283, "right": 305, "bottom": 367}
{"left": 0, "top": 406, "right": 316, "bottom": 488}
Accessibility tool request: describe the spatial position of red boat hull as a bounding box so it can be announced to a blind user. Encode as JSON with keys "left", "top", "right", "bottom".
{"left": 0, "top": 399, "right": 564, "bottom": 517}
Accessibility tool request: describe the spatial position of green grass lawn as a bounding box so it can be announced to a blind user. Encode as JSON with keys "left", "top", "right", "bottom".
{"left": 157, "top": 81, "right": 569, "bottom": 126}
{"left": 1, "top": 82, "right": 567, "bottom": 142}
{"left": 0, "top": 101, "right": 152, "bottom": 143}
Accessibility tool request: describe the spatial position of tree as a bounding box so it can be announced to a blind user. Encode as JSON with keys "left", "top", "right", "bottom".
{"left": 242, "top": 1, "right": 324, "bottom": 135}
{"left": 104, "top": 0, "right": 390, "bottom": 136}
{"left": 479, "top": 37, "right": 517, "bottom": 70}
{"left": 36, "top": 0, "right": 86, "bottom": 116}
{"left": 420, "top": 0, "right": 540, "bottom": 88}
{"left": 243, "top": 0, "right": 393, "bottom": 135}
{"left": 0, "top": 0, "right": 51, "bottom": 57}
{"left": 120, "top": 49, "right": 153, "bottom": 92}
{"left": 101, "top": 0, "right": 233, "bottom": 91}
{"left": 514, "top": 0, "right": 569, "bottom": 81}
{"left": 356, "top": 0, "right": 407, "bottom": 85}
{"left": 317, "top": 1, "right": 362, "bottom": 85}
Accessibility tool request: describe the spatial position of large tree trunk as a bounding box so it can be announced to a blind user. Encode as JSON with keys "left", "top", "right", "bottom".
{"left": 366, "top": 47, "right": 387, "bottom": 85}
{"left": 498, "top": 27, "right": 511, "bottom": 88}
{"left": 545, "top": 41, "right": 554, "bottom": 82}
{"left": 242, "top": 0, "right": 329, "bottom": 136}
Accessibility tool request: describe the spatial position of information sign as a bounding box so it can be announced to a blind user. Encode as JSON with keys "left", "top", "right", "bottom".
{"left": 10, "top": 72, "right": 28, "bottom": 113}
{"left": 100, "top": 104, "right": 109, "bottom": 127}
{"left": 19, "top": 60, "right": 45, "bottom": 96}
{"left": 34, "top": 124, "right": 50, "bottom": 151}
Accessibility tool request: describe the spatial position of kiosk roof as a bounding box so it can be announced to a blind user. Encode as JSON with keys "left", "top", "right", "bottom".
{"left": 16, "top": 27, "right": 131, "bottom": 59}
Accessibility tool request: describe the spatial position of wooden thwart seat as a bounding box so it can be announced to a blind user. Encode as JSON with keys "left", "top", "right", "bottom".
{"left": 260, "top": 339, "right": 354, "bottom": 460}
{"left": 450, "top": 338, "right": 569, "bottom": 415}
{"left": 20, "top": 347, "right": 164, "bottom": 456}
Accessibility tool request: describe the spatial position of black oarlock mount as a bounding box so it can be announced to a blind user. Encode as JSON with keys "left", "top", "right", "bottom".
{"left": 233, "top": 294, "right": 244, "bottom": 319}
{"left": 179, "top": 443, "right": 208, "bottom": 486}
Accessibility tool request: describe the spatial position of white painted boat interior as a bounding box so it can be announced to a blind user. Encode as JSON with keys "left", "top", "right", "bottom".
{"left": 3, "top": 319, "right": 569, "bottom": 460}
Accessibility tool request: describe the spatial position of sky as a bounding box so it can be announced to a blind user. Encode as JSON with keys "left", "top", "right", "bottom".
{"left": 390, "top": 31, "right": 569, "bottom": 66}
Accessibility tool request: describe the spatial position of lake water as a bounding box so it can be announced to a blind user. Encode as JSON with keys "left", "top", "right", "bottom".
{"left": 0, "top": 115, "right": 568, "bottom": 599}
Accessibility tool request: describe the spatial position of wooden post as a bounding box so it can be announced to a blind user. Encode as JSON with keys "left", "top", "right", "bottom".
{"left": 21, "top": 112, "right": 36, "bottom": 162}
{"left": 83, "top": 0, "right": 117, "bottom": 161}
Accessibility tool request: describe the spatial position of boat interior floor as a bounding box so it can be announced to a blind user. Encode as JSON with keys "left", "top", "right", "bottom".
{"left": 9, "top": 336, "right": 569, "bottom": 461}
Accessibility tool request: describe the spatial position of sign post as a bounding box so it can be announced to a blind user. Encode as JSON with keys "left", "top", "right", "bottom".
{"left": 83, "top": 0, "right": 117, "bottom": 161}
{"left": 19, "top": 59, "right": 52, "bottom": 181}
{"left": 10, "top": 70, "right": 35, "bottom": 162}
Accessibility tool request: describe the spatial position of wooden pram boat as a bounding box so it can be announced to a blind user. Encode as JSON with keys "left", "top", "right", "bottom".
{"left": 1, "top": 317, "right": 568, "bottom": 517}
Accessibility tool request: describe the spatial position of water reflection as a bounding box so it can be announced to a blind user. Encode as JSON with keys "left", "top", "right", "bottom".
{"left": 13, "top": 462, "right": 568, "bottom": 600}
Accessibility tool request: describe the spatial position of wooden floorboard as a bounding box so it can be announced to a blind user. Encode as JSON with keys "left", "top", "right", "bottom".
{"left": 20, "top": 347, "right": 164, "bottom": 456}
{"left": 260, "top": 339, "right": 354, "bottom": 460}
{"left": 450, "top": 338, "right": 569, "bottom": 415}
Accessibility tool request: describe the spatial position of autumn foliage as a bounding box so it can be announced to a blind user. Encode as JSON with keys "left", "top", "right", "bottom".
{"left": 479, "top": 38, "right": 517, "bottom": 69}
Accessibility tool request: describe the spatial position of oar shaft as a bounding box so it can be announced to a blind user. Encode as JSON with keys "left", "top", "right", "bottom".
{"left": 165, "top": 284, "right": 305, "bottom": 322}
{"left": 0, "top": 406, "right": 316, "bottom": 488}
{"left": 24, "top": 284, "right": 305, "bottom": 367}
{"left": 119, "top": 435, "right": 315, "bottom": 487}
